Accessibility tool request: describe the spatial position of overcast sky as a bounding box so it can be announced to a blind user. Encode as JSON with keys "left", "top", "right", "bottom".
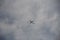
{"left": 0, "top": 0, "right": 60, "bottom": 40}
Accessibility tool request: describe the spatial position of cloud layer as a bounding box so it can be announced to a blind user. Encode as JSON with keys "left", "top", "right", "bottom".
{"left": 0, "top": 0, "right": 60, "bottom": 40}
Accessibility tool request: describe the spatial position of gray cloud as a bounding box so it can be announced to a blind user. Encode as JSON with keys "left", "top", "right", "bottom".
{"left": 0, "top": 11, "right": 15, "bottom": 24}
{"left": 0, "top": 0, "right": 60, "bottom": 40}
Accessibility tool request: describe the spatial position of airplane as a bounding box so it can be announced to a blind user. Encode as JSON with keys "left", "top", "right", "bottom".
{"left": 29, "top": 20, "right": 35, "bottom": 24}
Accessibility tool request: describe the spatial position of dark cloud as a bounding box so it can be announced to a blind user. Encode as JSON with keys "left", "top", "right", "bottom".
{"left": 0, "top": 27, "right": 15, "bottom": 40}
{"left": 0, "top": 11, "right": 15, "bottom": 24}
{"left": 0, "top": 32, "right": 15, "bottom": 40}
